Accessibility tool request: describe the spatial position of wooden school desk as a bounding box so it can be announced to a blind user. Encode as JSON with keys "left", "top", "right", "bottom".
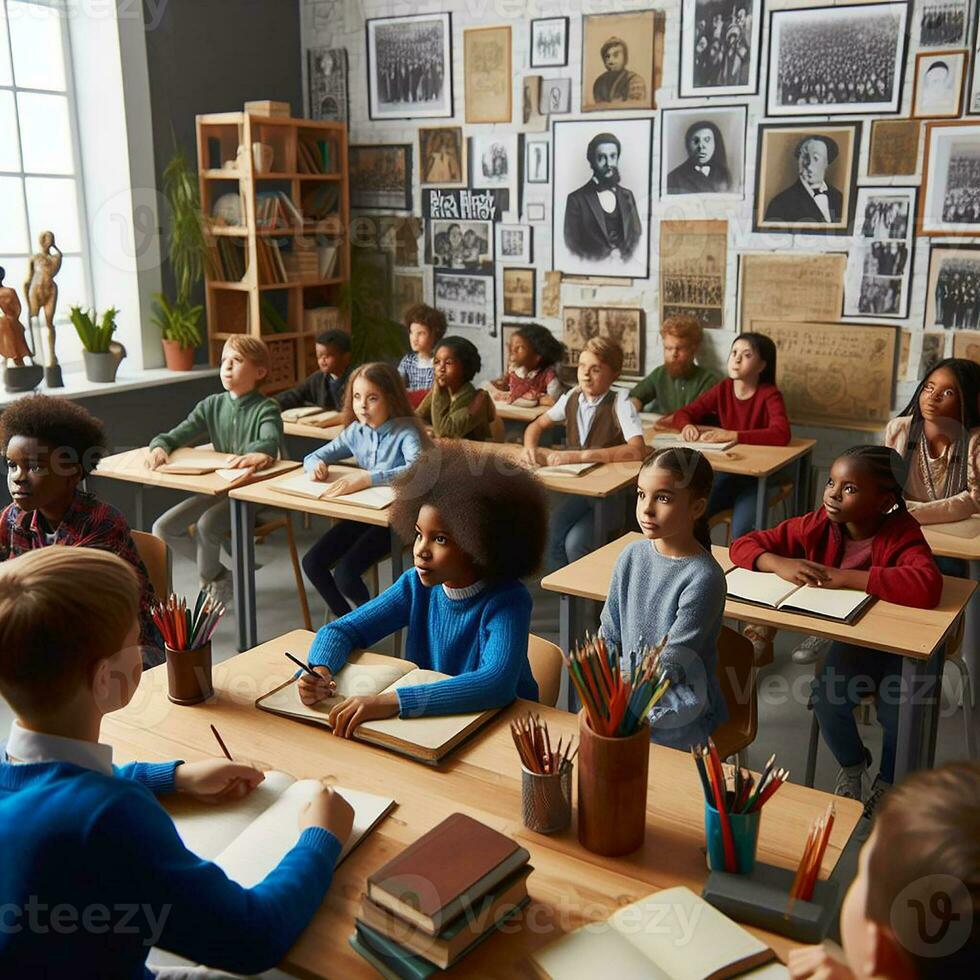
{"left": 495, "top": 401, "right": 549, "bottom": 424}
{"left": 88, "top": 448, "right": 299, "bottom": 530}
{"left": 541, "top": 533, "right": 976, "bottom": 782}
{"left": 282, "top": 410, "right": 343, "bottom": 443}
{"left": 103, "top": 629, "right": 862, "bottom": 978}
{"left": 229, "top": 469, "right": 404, "bottom": 651}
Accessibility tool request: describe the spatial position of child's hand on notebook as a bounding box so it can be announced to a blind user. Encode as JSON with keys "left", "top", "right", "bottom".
{"left": 758, "top": 554, "right": 831, "bottom": 587}
{"left": 327, "top": 693, "right": 399, "bottom": 738}
{"left": 312, "top": 461, "right": 330, "bottom": 482}
{"left": 173, "top": 759, "right": 265, "bottom": 803}
{"left": 298, "top": 666, "right": 336, "bottom": 704}
{"left": 146, "top": 447, "right": 168, "bottom": 470}
{"left": 227, "top": 452, "right": 273, "bottom": 471}
{"left": 698, "top": 427, "right": 736, "bottom": 443}
{"left": 814, "top": 567, "right": 870, "bottom": 592}
{"left": 298, "top": 784, "right": 354, "bottom": 845}
{"left": 788, "top": 942, "right": 855, "bottom": 980}
{"left": 323, "top": 472, "right": 373, "bottom": 497}
{"left": 680, "top": 424, "right": 702, "bottom": 442}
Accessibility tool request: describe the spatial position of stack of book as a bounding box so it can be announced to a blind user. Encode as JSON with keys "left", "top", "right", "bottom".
{"left": 256, "top": 191, "right": 304, "bottom": 230}
{"left": 349, "top": 813, "right": 532, "bottom": 977}
{"left": 283, "top": 240, "right": 319, "bottom": 281}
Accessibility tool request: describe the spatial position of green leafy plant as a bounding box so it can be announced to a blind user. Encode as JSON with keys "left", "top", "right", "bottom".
{"left": 70, "top": 305, "right": 118, "bottom": 353}
{"left": 151, "top": 293, "right": 203, "bottom": 349}
{"left": 162, "top": 141, "right": 210, "bottom": 305}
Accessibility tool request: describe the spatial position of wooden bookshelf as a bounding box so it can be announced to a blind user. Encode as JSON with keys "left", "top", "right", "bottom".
{"left": 195, "top": 111, "right": 350, "bottom": 393}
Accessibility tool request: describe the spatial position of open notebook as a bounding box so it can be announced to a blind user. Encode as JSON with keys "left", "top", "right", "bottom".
{"left": 169, "top": 770, "right": 395, "bottom": 887}
{"left": 726, "top": 566, "right": 874, "bottom": 624}
{"left": 532, "top": 886, "right": 781, "bottom": 980}
{"left": 273, "top": 471, "right": 395, "bottom": 510}
{"left": 534, "top": 461, "right": 599, "bottom": 478}
{"left": 924, "top": 516, "right": 980, "bottom": 539}
{"left": 157, "top": 448, "right": 237, "bottom": 475}
{"left": 651, "top": 434, "right": 736, "bottom": 453}
{"left": 256, "top": 652, "right": 499, "bottom": 764}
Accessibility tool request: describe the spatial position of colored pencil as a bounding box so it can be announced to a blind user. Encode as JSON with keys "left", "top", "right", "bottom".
{"left": 153, "top": 590, "right": 226, "bottom": 652}
{"left": 788, "top": 804, "right": 835, "bottom": 904}
{"left": 510, "top": 713, "right": 573, "bottom": 775}
{"left": 210, "top": 724, "right": 233, "bottom": 761}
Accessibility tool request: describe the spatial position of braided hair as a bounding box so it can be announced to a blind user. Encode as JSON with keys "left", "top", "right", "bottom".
{"left": 896, "top": 357, "right": 980, "bottom": 501}
{"left": 838, "top": 445, "right": 908, "bottom": 512}
{"left": 640, "top": 446, "right": 715, "bottom": 550}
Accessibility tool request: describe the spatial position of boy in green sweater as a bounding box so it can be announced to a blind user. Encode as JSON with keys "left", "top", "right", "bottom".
{"left": 147, "top": 336, "right": 283, "bottom": 603}
{"left": 629, "top": 314, "right": 719, "bottom": 417}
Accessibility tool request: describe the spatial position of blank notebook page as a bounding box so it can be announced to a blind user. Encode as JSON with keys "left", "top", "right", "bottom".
{"left": 725, "top": 566, "right": 798, "bottom": 607}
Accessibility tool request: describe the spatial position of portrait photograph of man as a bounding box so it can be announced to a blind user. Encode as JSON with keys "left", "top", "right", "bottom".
{"left": 581, "top": 11, "right": 657, "bottom": 111}
{"left": 661, "top": 105, "right": 746, "bottom": 197}
{"left": 754, "top": 122, "right": 860, "bottom": 234}
{"left": 553, "top": 119, "right": 652, "bottom": 278}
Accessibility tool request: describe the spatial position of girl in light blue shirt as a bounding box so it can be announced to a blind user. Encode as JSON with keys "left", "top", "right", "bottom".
{"left": 302, "top": 362, "right": 429, "bottom": 615}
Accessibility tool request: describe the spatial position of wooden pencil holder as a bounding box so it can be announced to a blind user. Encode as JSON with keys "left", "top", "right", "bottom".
{"left": 521, "top": 764, "right": 572, "bottom": 834}
{"left": 165, "top": 642, "right": 213, "bottom": 705}
{"left": 576, "top": 709, "right": 650, "bottom": 856}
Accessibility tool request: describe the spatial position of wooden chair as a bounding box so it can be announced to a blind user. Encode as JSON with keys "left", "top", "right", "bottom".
{"left": 529, "top": 634, "right": 563, "bottom": 708}
{"left": 712, "top": 626, "right": 758, "bottom": 764}
{"left": 709, "top": 481, "right": 795, "bottom": 546}
{"left": 132, "top": 530, "right": 171, "bottom": 600}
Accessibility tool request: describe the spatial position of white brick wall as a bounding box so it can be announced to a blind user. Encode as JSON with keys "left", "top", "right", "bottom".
{"left": 301, "top": 0, "right": 979, "bottom": 507}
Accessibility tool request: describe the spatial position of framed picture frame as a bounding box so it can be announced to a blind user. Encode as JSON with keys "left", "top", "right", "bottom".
{"left": 496, "top": 224, "right": 533, "bottom": 265}
{"left": 464, "top": 25, "right": 512, "bottom": 124}
{"left": 920, "top": 121, "right": 980, "bottom": 235}
{"left": 678, "top": 0, "right": 763, "bottom": 98}
{"left": 418, "top": 126, "right": 465, "bottom": 186}
{"left": 308, "top": 47, "right": 348, "bottom": 122}
{"left": 660, "top": 104, "right": 747, "bottom": 199}
{"left": 765, "top": 2, "right": 909, "bottom": 117}
{"left": 348, "top": 144, "right": 413, "bottom": 211}
{"left": 918, "top": 0, "right": 970, "bottom": 48}
{"left": 425, "top": 218, "right": 493, "bottom": 273}
{"left": 562, "top": 306, "right": 645, "bottom": 380}
{"left": 539, "top": 77, "right": 572, "bottom": 114}
{"left": 525, "top": 202, "right": 547, "bottom": 223}
{"left": 581, "top": 11, "right": 657, "bottom": 111}
{"left": 924, "top": 244, "right": 980, "bottom": 329}
{"left": 502, "top": 268, "right": 536, "bottom": 317}
{"left": 660, "top": 220, "right": 727, "bottom": 329}
{"left": 433, "top": 269, "right": 496, "bottom": 335}
{"left": 530, "top": 16, "right": 569, "bottom": 67}
{"left": 469, "top": 132, "right": 521, "bottom": 214}
{"left": 366, "top": 13, "right": 453, "bottom": 120}
{"left": 969, "top": 4, "right": 980, "bottom": 113}
{"left": 522, "top": 75, "right": 549, "bottom": 133}
{"left": 525, "top": 138, "right": 550, "bottom": 184}
{"left": 911, "top": 49, "right": 967, "bottom": 118}
{"left": 867, "top": 119, "right": 922, "bottom": 177}
{"left": 552, "top": 118, "right": 653, "bottom": 279}
{"left": 753, "top": 122, "right": 862, "bottom": 235}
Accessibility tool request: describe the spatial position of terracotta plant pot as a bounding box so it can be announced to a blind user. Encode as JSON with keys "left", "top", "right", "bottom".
{"left": 162, "top": 338, "right": 196, "bottom": 371}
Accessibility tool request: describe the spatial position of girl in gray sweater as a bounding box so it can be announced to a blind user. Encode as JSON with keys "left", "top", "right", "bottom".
{"left": 599, "top": 447, "right": 728, "bottom": 749}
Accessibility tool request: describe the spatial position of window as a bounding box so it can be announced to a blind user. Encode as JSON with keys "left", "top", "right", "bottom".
{"left": 0, "top": 0, "right": 90, "bottom": 369}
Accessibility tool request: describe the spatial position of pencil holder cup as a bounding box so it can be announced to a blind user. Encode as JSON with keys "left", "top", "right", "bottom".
{"left": 705, "top": 802, "right": 760, "bottom": 875}
{"left": 577, "top": 709, "right": 650, "bottom": 856}
{"left": 165, "top": 642, "right": 213, "bottom": 705}
{"left": 521, "top": 764, "right": 572, "bottom": 834}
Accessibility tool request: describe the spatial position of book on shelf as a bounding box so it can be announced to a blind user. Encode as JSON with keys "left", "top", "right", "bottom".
{"left": 273, "top": 470, "right": 394, "bottom": 510}
{"left": 210, "top": 238, "right": 246, "bottom": 282}
{"left": 531, "top": 886, "right": 778, "bottom": 980}
{"left": 366, "top": 812, "right": 531, "bottom": 937}
{"left": 302, "top": 182, "right": 341, "bottom": 219}
{"left": 725, "top": 566, "right": 875, "bottom": 624}
{"left": 169, "top": 769, "right": 394, "bottom": 887}
{"left": 533, "top": 461, "right": 599, "bottom": 478}
{"left": 318, "top": 245, "right": 340, "bottom": 279}
{"left": 255, "top": 651, "right": 500, "bottom": 764}
{"left": 651, "top": 434, "right": 736, "bottom": 453}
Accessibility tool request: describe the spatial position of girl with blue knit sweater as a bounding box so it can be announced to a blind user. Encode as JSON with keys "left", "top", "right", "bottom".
{"left": 600, "top": 447, "right": 728, "bottom": 749}
{"left": 299, "top": 445, "right": 548, "bottom": 734}
{"left": 302, "top": 362, "right": 429, "bottom": 616}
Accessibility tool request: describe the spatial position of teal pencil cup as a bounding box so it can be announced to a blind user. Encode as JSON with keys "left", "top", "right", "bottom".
{"left": 704, "top": 802, "right": 760, "bottom": 874}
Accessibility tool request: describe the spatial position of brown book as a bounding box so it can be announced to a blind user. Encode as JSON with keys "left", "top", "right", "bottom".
{"left": 366, "top": 813, "right": 530, "bottom": 936}
{"left": 358, "top": 865, "right": 532, "bottom": 969}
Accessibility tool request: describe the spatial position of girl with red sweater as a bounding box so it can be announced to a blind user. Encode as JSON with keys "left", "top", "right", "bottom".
{"left": 730, "top": 445, "right": 942, "bottom": 804}
{"left": 671, "top": 332, "right": 791, "bottom": 539}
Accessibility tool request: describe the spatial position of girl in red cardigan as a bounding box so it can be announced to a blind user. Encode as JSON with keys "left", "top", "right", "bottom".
{"left": 730, "top": 445, "right": 943, "bottom": 804}
{"left": 671, "top": 332, "right": 791, "bottom": 539}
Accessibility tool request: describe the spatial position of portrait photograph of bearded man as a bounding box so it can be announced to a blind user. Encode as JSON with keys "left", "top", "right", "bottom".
{"left": 553, "top": 119, "right": 653, "bottom": 278}
{"left": 661, "top": 105, "right": 746, "bottom": 197}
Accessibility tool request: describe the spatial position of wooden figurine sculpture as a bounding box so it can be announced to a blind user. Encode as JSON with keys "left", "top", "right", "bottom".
{"left": 24, "top": 230, "right": 64, "bottom": 388}
{"left": 0, "top": 266, "right": 43, "bottom": 392}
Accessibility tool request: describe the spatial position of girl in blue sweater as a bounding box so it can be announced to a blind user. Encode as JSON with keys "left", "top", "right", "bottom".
{"left": 302, "top": 362, "right": 429, "bottom": 616}
{"left": 600, "top": 447, "right": 728, "bottom": 749}
{"left": 299, "top": 444, "right": 549, "bottom": 735}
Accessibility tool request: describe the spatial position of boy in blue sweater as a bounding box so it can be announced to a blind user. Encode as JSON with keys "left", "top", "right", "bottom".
{"left": 298, "top": 445, "right": 548, "bottom": 734}
{"left": 0, "top": 546, "right": 353, "bottom": 979}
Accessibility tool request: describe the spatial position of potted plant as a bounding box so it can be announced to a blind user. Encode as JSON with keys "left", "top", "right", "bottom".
{"left": 152, "top": 293, "right": 202, "bottom": 371}
{"left": 70, "top": 305, "right": 126, "bottom": 383}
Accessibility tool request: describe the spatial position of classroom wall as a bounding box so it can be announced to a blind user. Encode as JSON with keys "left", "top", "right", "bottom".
{"left": 301, "top": 1, "right": 980, "bottom": 500}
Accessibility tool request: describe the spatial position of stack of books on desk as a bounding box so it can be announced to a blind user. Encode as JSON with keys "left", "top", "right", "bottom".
{"left": 349, "top": 812, "right": 532, "bottom": 977}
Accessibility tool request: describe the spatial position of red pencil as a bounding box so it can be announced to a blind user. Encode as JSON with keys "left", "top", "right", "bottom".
{"left": 703, "top": 747, "right": 736, "bottom": 872}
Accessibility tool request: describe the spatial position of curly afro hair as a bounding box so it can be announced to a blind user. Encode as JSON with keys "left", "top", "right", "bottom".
{"left": 0, "top": 395, "right": 108, "bottom": 477}
{"left": 389, "top": 443, "right": 548, "bottom": 582}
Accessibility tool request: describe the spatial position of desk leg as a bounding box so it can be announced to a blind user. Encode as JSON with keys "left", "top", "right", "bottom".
{"left": 754, "top": 474, "right": 769, "bottom": 531}
{"left": 560, "top": 594, "right": 580, "bottom": 713}
{"left": 894, "top": 642, "right": 945, "bottom": 782}
{"left": 135, "top": 485, "right": 144, "bottom": 532}
{"left": 231, "top": 498, "right": 257, "bottom": 653}
{"left": 796, "top": 452, "right": 813, "bottom": 517}
{"left": 592, "top": 496, "right": 610, "bottom": 551}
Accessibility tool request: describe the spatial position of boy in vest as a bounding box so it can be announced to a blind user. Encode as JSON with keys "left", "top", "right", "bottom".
{"left": 523, "top": 336, "right": 647, "bottom": 567}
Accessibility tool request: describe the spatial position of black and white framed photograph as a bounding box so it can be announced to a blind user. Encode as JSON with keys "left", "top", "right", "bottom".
{"left": 970, "top": 5, "right": 980, "bottom": 113}
{"left": 308, "top": 46, "right": 348, "bottom": 122}
{"left": 434, "top": 269, "right": 496, "bottom": 334}
{"left": 539, "top": 77, "right": 572, "bottom": 114}
{"left": 525, "top": 202, "right": 547, "bottom": 223}
{"left": 469, "top": 133, "right": 520, "bottom": 212}
{"left": 562, "top": 306, "right": 645, "bottom": 379}
{"left": 425, "top": 219, "right": 493, "bottom": 273}
{"left": 348, "top": 144, "right": 413, "bottom": 211}
{"left": 496, "top": 224, "right": 533, "bottom": 264}
{"left": 503, "top": 268, "right": 536, "bottom": 317}
{"left": 525, "top": 138, "right": 550, "bottom": 184}
{"left": 925, "top": 245, "right": 980, "bottom": 329}
{"left": 660, "top": 105, "right": 746, "bottom": 198}
{"left": 918, "top": 0, "right": 970, "bottom": 47}
{"left": 530, "top": 16, "right": 569, "bottom": 67}
{"left": 921, "top": 121, "right": 980, "bottom": 235}
{"left": 912, "top": 49, "right": 967, "bottom": 118}
{"left": 366, "top": 12, "right": 452, "bottom": 120}
{"left": 766, "top": 2, "right": 909, "bottom": 117}
{"left": 843, "top": 188, "right": 916, "bottom": 318}
{"left": 552, "top": 118, "right": 653, "bottom": 279}
{"left": 678, "top": 0, "right": 763, "bottom": 98}
{"left": 754, "top": 122, "right": 862, "bottom": 235}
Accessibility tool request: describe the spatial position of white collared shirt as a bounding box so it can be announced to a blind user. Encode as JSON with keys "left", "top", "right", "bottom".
{"left": 805, "top": 180, "right": 832, "bottom": 222}
{"left": 546, "top": 387, "right": 644, "bottom": 442}
{"left": 4, "top": 719, "right": 114, "bottom": 775}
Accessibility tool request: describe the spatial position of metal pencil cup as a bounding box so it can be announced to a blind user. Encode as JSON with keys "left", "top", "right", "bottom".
{"left": 521, "top": 764, "right": 572, "bottom": 834}
{"left": 165, "top": 642, "right": 213, "bottom": 705}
